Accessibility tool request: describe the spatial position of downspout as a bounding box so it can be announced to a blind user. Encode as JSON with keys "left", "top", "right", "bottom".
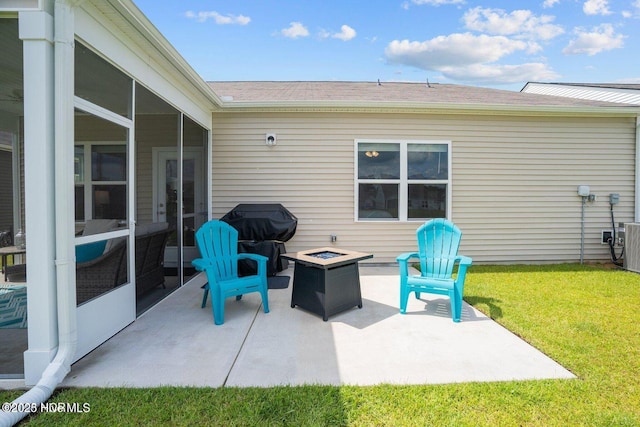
{"left": 636, "top": 116, "right": 640, "bottom": 223}
{"left": 0, "top": 2, "right": 78, "bottom": 426}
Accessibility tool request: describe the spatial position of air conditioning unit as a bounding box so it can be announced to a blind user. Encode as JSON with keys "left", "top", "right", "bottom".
{"left": 624, "top": 223, "right": 640, "bottom": 272}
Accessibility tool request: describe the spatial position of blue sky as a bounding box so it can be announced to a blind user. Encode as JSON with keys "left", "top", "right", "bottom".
{"left": 133, "top": 0, "right": 640, "bottom": 91}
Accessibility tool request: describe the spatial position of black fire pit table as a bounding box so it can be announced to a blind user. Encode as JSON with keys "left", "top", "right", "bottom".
{"left": 282, "top": 247, "right": 373, "bottom": 321}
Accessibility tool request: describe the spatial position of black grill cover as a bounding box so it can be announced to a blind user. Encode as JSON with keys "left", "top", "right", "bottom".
{"left": 221, "top": 204, "right": 297, "bottom": 276}
{"left": 237, "top": 241, "right": 288, "bottom": 277}
{"left": 220, "top": 204, "right": 297, "bottom": 242}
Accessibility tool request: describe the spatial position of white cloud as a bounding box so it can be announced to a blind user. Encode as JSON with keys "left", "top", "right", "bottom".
{"left": 331, "top": 25, "right": 357, "bottom": 41}
{"left": 463, "top": 7, "right": 564, "bottom": 40}
{"left": 184, "top": 11, "right": 250, "bottom": 25}
{"left": 583, "top": 0, "right": 612, "bottom": 15}
{"left": 320, "top": 25, "right": 357, "bottom": 41}
{"left": 542, "top": 0, "right": 561, "bottom": 8}
{"left": 411, "top": 0, "right": 465, "bottom": 5}
{"left": 385, "top": 33, "right": 528, "bottom": 68}
{"left": 280, "top": 22, "right": 309, "bottom": 39}
{"left": 623, "top": 0, "right": 640, "bottom": 17}
{"left": 438, "top": 62, "right": 559, "bottom": 84}
{"left": 525, "top": 41, "right": 543, "bottom": 54}
{"left": 562, "top": 24, "right": 624, "bottom": 55}
{"left": 384, "top": 32, "right": 558, "bottom": 84}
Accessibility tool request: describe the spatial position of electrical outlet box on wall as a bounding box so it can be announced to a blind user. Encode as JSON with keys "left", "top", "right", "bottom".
{"left": 602, "top": 229, "right": 624, "bottom": 246}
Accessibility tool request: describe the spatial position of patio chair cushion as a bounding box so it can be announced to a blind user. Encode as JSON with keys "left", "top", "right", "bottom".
{"left": 75, "top": 240, "right": 108, "bottom": 263}
{"left": 135, "top": 222, "right": 168, "bottom": 236}
{"left": 82, "top": 219, "right": 119, "bottom": 236}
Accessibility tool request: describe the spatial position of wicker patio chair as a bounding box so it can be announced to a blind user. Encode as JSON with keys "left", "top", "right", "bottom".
{"left": 76, "top": 240, "right": 127, "bottom": 305}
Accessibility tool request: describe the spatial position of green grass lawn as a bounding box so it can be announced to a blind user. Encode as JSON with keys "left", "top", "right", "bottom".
{"left": 2, "top": 264, "right": 639, "bottom": 426}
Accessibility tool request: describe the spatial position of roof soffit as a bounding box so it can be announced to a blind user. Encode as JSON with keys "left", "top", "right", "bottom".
{"left": 80, "top": 0, "right": 221, "bottom": 111}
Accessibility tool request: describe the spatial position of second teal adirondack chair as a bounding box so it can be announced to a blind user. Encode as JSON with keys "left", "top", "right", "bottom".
{"left": 396, "top": 219, "right": 472, "bottom": 322}
{"left": 192, "top": 220, "right": 269, "bottom": 325}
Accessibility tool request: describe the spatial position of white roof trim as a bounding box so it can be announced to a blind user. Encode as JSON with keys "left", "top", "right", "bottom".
{"left": 102, "top": 0, "right": 222, "bottom": 108}
{"left": 215, "top": 99, "right": 640, "bottom": 116}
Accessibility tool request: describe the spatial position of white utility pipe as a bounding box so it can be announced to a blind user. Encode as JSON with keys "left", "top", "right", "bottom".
{"left": 635, "top": 116, "right": 640, "bottom": 223}
{"left": 580, "top": 196, "right": 585, "bottom": 264}
{"left": 0, "top": 2, "right": 80, "bottom": 426}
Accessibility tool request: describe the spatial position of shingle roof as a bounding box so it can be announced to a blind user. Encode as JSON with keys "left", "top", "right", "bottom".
{"left": 208, "top": 81, "right": 632, "bottom": 108}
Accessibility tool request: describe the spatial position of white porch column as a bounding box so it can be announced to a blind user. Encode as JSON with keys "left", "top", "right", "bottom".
{"left": 18, "top": 10, "right": 58, "bottom": 385}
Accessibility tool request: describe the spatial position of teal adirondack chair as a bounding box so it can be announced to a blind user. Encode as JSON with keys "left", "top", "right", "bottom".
{"left": 396, "top": 219, "right": 472, "bottom": 322}
{"left": 192, "top": 220, "right": 269, "bottom": 325}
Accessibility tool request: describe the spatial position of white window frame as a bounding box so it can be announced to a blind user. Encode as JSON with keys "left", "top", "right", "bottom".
{"left": 354, "top": 139, "right": 452, "bottom": 222}
{"left": 74, "top": 140, "right": 128, "bottom": 224}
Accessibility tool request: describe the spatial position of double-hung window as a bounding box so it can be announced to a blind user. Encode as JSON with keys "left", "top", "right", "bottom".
{"left": 355, "top": 140, "right": 451, "bottom": 221}
{"left": 74, "top": 142, "right": 127, "bottom": 222}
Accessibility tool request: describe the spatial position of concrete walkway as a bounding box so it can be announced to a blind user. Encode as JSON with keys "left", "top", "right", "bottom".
{"left": 54, "top": 266, "right": 574, "bottom": 388}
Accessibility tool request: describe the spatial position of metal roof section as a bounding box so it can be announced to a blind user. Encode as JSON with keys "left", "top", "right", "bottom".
{"left": 209, "top": 81, "right": 640, "bottom": 115}
{"left": 522, "top": 82, "right": 640, "bottom": 106}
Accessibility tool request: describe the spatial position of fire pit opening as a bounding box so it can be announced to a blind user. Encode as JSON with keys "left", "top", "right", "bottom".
{"left": 307, "top": 251, "right": 345, "bottom": 260}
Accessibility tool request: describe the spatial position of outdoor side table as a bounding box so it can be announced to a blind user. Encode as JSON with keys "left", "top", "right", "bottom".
{"left": 0, "top": 246, "right": 26, "bottom": 282}
{"left": 282, "top": 247, "right": 373, "bottom": 321}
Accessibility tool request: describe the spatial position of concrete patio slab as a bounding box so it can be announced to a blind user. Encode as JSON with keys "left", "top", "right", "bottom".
{"left": 39, "top": 266, "right": 573, "bottom": 388}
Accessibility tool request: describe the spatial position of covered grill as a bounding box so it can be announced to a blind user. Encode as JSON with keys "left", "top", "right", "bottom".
{"left": 220, "top": 204, "right": 297, "bottom": 276}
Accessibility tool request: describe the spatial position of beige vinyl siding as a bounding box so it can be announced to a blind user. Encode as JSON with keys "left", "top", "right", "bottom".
{"left": 211, "top": 112, "right": 636, "bottom": 264}
{"left": 135, "top": 114, "right": 179, "bottom": 225}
